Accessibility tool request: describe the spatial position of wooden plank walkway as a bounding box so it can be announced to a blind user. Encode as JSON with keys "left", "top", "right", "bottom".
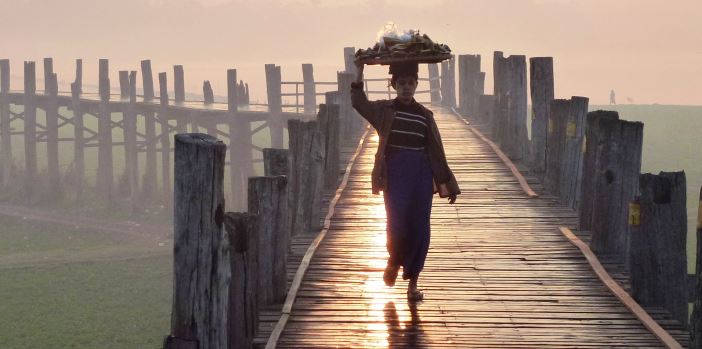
{"left": 268, "top": 108, "right": 677, "bottom": 348}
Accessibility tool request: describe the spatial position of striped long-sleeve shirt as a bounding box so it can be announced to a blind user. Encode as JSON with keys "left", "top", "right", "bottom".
{"left": 387, "top": 98, "right": 428, "bottom": 150}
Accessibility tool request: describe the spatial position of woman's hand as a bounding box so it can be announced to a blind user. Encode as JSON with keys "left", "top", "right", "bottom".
{"left": 448, "top": 194, "right": 457, "bottom": 204}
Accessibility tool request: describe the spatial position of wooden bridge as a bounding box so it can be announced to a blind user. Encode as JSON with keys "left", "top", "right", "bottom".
{"left": 253, "top": 108, "right": 689, "bottom": 348}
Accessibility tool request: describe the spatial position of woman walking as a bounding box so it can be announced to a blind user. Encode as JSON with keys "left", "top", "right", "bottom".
{"left": 350, "top": 60, "right": 460, "bottom": 301}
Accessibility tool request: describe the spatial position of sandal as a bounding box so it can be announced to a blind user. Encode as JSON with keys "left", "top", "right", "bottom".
{"left": 407, "top": 289, "right": 424, "bottom": 302}
{"left": 383, "top": 264, "right": 400, "bottom": 287}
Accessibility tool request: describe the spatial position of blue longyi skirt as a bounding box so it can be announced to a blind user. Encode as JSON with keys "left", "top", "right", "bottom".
{"left": 383, "top": 146, "right": 434, "bottom": 280}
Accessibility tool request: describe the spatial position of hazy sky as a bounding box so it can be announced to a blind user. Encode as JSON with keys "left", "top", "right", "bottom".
{"left": 2, "top": 0, "right": 701, "bottom": 105}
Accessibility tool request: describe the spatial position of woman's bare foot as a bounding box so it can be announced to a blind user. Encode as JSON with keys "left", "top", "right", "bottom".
{"left": 407, "top": 277, "right": 424, "bottom": 302}
{"left": 383, "top": 263, "right": 400, "bottom": 287}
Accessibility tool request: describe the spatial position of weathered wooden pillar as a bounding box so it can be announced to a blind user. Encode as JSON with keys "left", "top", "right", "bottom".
{"left": 691, "top": 187, "right": 702, "bottom": 347}
{"left": 316, "top": 104, "right": 341, "bottom": 190}
{"left": 97, "top": 59, "right": 113, "bottom": 203}
{"left": 578, "top": 110, "right": 620, "bottom": 231}
{"left": 325, "top": 91, "right": 339, "bottom": 106}
{"left": 505, "top": 55, "right": 528, "bottom": 160}
{"left": 43, "top": 57, "right": 53, "bottom": 94}
{"left": 119, "top": 70, "right": 129, "bottom": 99}
{"left": 631, "top": 171, "right": 688, "bottom": 328}
{"left": 248, "top": 176, "right": 288, "bottom": 305}
{"left": 492, "top": 51, "right": 508, "bottom": 144}
{"left": 164, "top": 133, "right": 228, "bottom": 349}
{"left": 200, "top": 81, "right": 217, "bottom": 136}
{"left": 427, "top": 63, "right": 441, "bottom": 105}
{"left": 302, "top": 63, "right": 316, "bottom": 115}
{"left": 440, "top": 55, "right": 456, "bottom": 108}
{"left": 336, "top": 72, "right": 354, "bottom": 136}
{"left": 159, "top": 72, "right": 172, "bottom": 206}
{"left": 265, "top": 64, "right": 283, "bottom": 149}
{"left": 589, "top": 117, "right": 643, "bottom": 262}
{"left": 45, "top": 69, "right": 61, "bottom": 199}
{"left": 74, "top": 59, "right": 82, "bottom": 94}
{"left": 70, "top": 81, "right": 85, "bottom": 203}
{"left": 529, "top": 57, "right": 554, "bottom": 174}
{"left": 543, "top": 99, "right": 569, "bottom": 196}
{"left": 560, "top": 96, "right": 588, "bottom": 210}
{"left": 227, "top": 69, "right": 251, "bottom": 211}
{"left": 0, "top": 59, "right": 11, "bottom": 188}
{"left": 227, "top": 69, "right": 238, "bottom": 112}
{"left": 288, "top": 119, "right": 325, "bottom": 236}
{"left": 123, "top": 71, "right": 139, "bottom": 207}
{"left": 458, "top": 54, "right": 481, "bottom": 117}
{"left": 263, "top": 148, "right": 288, "bottom": 177}
{"left": 343, "top": 46, "right": 357, "bottom": 75}
{"left": 477, "top": 94, "right": 495, "bottom": 125}
{"left": 141, "top": 60, "right": 158, "bottom": 201}
{"left": 223, "top": 212, "right": 258, "bottom": 349}
{"left": 174, "top": 65, "right": 184, "bottom": 103}
{"left": 23, "top": 61, "right": 38, "bottom": 203}
{"left": 203, "top": 80, "right": 214, "bottom": 105}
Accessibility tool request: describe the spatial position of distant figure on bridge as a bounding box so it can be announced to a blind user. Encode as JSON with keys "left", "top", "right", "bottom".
{"left": 351, "top": 59, "right": 461, "bottom": 302}
{"left": 610, "top": 89, "right": 616, "bottom": 105}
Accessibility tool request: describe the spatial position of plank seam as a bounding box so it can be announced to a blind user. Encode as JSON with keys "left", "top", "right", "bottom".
{"left": 449, "top": 107, "right": 539, "bottom": 198}
{"left": 264, "top": 125, "right": 371, "bottom": 349}
{"left": 558, "top": 226, "right": 683, "bottom": 349}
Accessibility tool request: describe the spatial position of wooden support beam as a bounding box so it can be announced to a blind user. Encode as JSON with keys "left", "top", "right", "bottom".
{"left": 248, "top": 176, "right": 288, "bottom": 305}
{"left": 97, "top": 59, "right": 113, "bottom": 203}
{"left": 457, "top": 54, "right": 480, "bottom": 117}
{"left": 505, "top": 55, "right": 528, "bottom": 160}
{"left": 166, "top": 133, "right": 228, "bottom": 349}
{"left": 477, "top": 94, "right": 495, "bottom": 126}
{"left": 343, "top": 46, "right": 357, "bottom": 75}
{"left": 302, "top": 64, "right": 316, "bottom": 115}
{"left": 70, "top": 81, "right": 85, "bottom": 203}
{"left": 560, "top": 96, "right": 588, "bottom": 210}
{"left": 440, "top": 56, "right": 456, "bottom": 108}
{"left": 159, "top": 72, "right": 172, "bottom": 206}
{"left": 336, "top": 72, "right": 354, "bottom": 136}
{"left": 1, "top": 59, "right": 12, "bottom": 188}
{"left": 265, "top": 64, "right": 283, "bottom": 148}
{"left": 227, "top": 69, "right": 237, "bottom": 113}
{"left": 529, "top": 57, "right": 554, "bottom": 175}
{"left": 43, "top": 57, "right": 53, "bottom": 94}
{"left": 317, "top": 104, "right": 340, "bottom": 190}
{"left": 203, "top": 80, "right": 214, "bottom": 105}
{"left": 45, "top": 71, "right": 61, "bottom": 199}
{"left": 74, "top": 59, "right": 82, "bottom": 95}
{"left": 631, "top": 171, "right": 688, "bottom": 328}
{"left": 141, "top": 60, "right": 155, "bottom": 102}
{"left": 544, "top": 99, "right": 569, "bottom": 196}
{"left": 123, "top": 71, "right": 139, "bottom": 208}
{"left": 23, "top": 61, "right": 38, "bottom": 204}
{"left": 427, "top": 63, "right": 441, "bottom": 105}
{"left": 174, "top": 65, "right": 184, "bottom": 103}
{"left": 287, "top": 119, "right": 325, "bottom": 236}
{"left": 119, "top": 70, "right": 129, "bottom": 99}
{"left": 492, "top": 51, "right": 508, "bottom": 144}
{"left": 263, "top": 148, "right": 288, "bottom": 177}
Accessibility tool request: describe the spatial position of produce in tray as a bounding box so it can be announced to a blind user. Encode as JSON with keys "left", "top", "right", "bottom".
{"left": 355, "top": 26, "right": 451, "bottom": 65}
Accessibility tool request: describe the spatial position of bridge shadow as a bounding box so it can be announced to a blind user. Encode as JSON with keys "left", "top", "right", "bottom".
{"left": 384, "top": 301, "right": 426, "bottom": 348}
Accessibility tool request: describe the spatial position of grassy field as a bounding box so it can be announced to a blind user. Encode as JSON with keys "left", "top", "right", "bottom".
{"left": 0, "top": 217, "right": 172, "bottom": 349}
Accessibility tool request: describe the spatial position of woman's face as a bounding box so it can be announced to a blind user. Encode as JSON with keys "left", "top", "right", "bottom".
{"left": 393, "top": 75, "right": 418, "bottom": 101}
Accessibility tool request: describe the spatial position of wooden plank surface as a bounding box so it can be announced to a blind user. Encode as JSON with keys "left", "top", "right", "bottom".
{"left": 261, "top": 107, "right": 683, "bottom": 348}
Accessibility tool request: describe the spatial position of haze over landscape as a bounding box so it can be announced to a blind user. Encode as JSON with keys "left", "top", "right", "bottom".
{"left": 1, "top": 0, "right": 700, "bottom": 105}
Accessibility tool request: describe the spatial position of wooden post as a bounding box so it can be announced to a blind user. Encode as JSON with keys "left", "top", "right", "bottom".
{"left": 74, "top": 59, "right": 82, "bottom": 94}
{"left": 427, "top": 63, "right": 441, "bottom": 105}
{"left": 123, "top": 71, "right": 139, "bottom": 206}
{"left": 70, "top": 81, "right": 85, "bottom": 203}
{"left": 203, "top": 80, "right": 214, "bottom": 104}
{"left": 336, "top": 72, "right": 354, "bottom": 135}
{"left": 589, "top": 117, "right": 643, "bottom": 262}
{"left": 248, "top": 176, "right": 288, "bottom": 305}
{"left": 288, "top": 119, "right": 325, "bottom": 236}
{"left": 23, "top": 61, "right": 38, "bottom": 204}
{"left": 458, "top": 54, "right": 480, "bottom": 117}
{"left": 559, "top": 96, "right": 588, "bottom": 210}
{"left": 227, "top": 69, "right": 238, "bottom": 112}
{"left": 529, "top": 57, "right": 554, "bottom": 174}
{"left": 245, "top": 83, "right": 250, "bottom": 105}
{"left": 223, "top": 212, "right": 258, "bottom": 349}
{"left": 325, "top": 91, "right": 339, "bottom": 106}
{"left": 544, "top": 99, "right": 569, "bottom": 196}
{"left": 505, "top": 55, "right": 528, "bottom": 160}
{"left": 45, "top": 70, "right": 61, "bottom": 199}
{"left": 0, "top": 59, "right": 11, "bottom": 188}
{"left": 174, "top": 65, "right": 184, "bottom": 103}
{"left": 691, "top": 187, "right": 702, "bottom": 347}
{"left": 200, "top": 81, "right": 216, "bottom": 136}
{"left": 263, "top": 148, "right": 288, "bottom": 176}
{"left": 141, "top": 60, "right": 158, "bottom": 201}
{"left": 440, "top": 55, "right": 456, "bottom": 108}
{"left": 265, "top": 64, "right": 283, "bottom": 148}
{"left": 43, "top": 57, "right": 53, "bottom": 94}
{"left": 631, "top": 171, "right": 688, "bottom": 328}
{"left": 302, "top": 64, "right": 316, "bottom": 115}
{"left": 227, "top": 69, "right": 252, "bottom": 211}
{"left": 343, "top": 46, "right": 357, "bottom": 75}
{"left": 317, "top": 104, "right": 340, "bottom": 190}
{"left": 159, "top": 72, "right": 172, "bottom": 205}
{"left": 477, "top": 94, "right": 495, "bottom": 125}
{"left": 165, "top": 133, "right": 228, "bottom": 349}
{"left": 97, "top": 59, "right": 113, "bottom": 203}
{"left": 492, "top": 51, "right": 508, "bottom": 144}
{"left": 578, "top": 110, "right": 620, "bottom": 231}
{"left": 119, "top": 70, "right": 129, "bottom": 99}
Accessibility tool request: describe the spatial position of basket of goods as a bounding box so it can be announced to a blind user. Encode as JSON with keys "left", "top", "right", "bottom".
{"left": 355, "top": 22, "right": 452, "bottom": 65}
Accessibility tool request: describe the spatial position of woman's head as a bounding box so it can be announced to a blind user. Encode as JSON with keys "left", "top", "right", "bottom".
{"left": 389, "top": 63, "right": 419, "bottom": 102}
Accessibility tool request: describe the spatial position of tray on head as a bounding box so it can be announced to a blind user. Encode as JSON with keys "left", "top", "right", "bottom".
{"left": 357, "top": 53, "right": 452, "bottom": 66}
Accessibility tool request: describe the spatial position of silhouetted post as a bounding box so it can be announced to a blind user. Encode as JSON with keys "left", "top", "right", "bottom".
{"left": 631, "top": 171, "right": 688, "bottom": 328}
{"left": 224, "top": 212, "right": 258, "bottom": 349}
{"left": 248, "top": 176, "right": 288, "bottom": 305}
{"left": 23, "top": 61, "right": 37, "bottom": 204}
{"left": 302, "top": 63, "right": 316, "bottom": 115}
{"left": 97, "top": 59, "right": 113, "bottom": 203}
{"left": 317, "top": 104, "right": 340, "bottom": 190}
{"left": 119, "top": 70, "right": 129, "bottom": 99}
{"left": 70, "top": 81, "right": 85, "bottom": 203}
{"left": 589, "top": 118, "right": 643, "bottom": 263}
{"left": 74, "top": 59, "right": 82, "bottom": 94}
{"left": 343, "top": 46, "right": 357, "bottom": 75}
{"left": 505, "top": 55, "right": 528, "bottom": 160}
{"left": 544, "top": 99, "right": 569, "bottom": 196}
{"left": 492, "top": 51, "right": 508, "bottom": 144}
{"left": 691, "top": 187, "right": 702, "bottom": 347}
{"left": 200, "top": 81, "right": 217, "bottom": 135}
{"left": 159, "top": 72, "right": 172, "bottom": 205}
{"left": 265, "top": 64, "right": 283, "bottom": 148}
{"left": 578, "top": 110, "right": 620, "bottom": 231}
{"left": 227, "top": 69, "right": 238, "bottom": 112}
{"left": 123, "top": 71, "right": 139, "bottom": 206}
{"left": 529, "top": 57, "right": 554, "bottom": 174}
{"left": 164, "top": 133, "right": 228, "bottom": 349}
{"left": 43, "top": 57, "right": 53, "bottom": 94}
{"left": 288, "top": 119, "right": 325, "bottom": 236}
{"left": 478, "top": 94, "right": 495, "bottom": 125}
{"left": 174, "top": 65, "right": 184, "bottom": 103}
{"left": 263, "top": 148, "right": 288, "bottom": 177}
{"left": 458, "top": 54, "right": 481, "bottom": 117}
{"left": 203, "top": 80, "right": 214, "bottom": 104}
{"left": 0, "top": 59, "right": 10, "bottom": 188}
{"left": 427, "top": 63, "right": 441, "bottom": 104}
{"left": 45, "top": 69, "right": 61, "bottom": 199}
{"left": 141, "top": 60, "right": 158, "bottom": 201}
{"left": 560, "top": 96, "right": 588, "bottom": 209}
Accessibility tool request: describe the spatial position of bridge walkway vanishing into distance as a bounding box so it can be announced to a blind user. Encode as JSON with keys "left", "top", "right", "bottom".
{"left": 261, "top": 107, "right": 687, "bottom": 348}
